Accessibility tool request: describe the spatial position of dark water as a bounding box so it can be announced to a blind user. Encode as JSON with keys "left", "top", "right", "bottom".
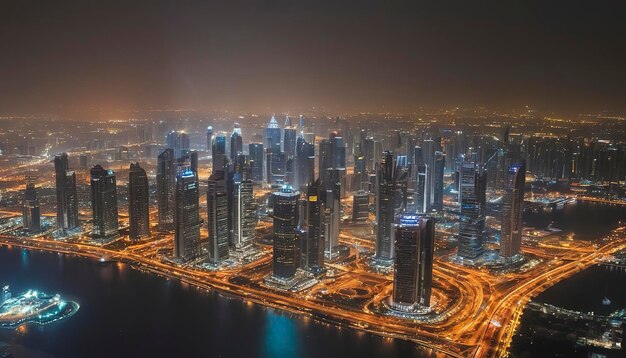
{"left": 524, "top": 200, "right": 626, "bottom": 240}
{"left": 511, "top": 202, "right": 626, "bottom": 357}
{"left": 0, "top": 247, "right": 429, "bottom": 358}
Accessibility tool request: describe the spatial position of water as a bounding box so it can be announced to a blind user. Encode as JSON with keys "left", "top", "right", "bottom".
{"left": 0, "top": 247, "right": 429, "bottom": 358}
{"left": 510, "top": 202, "right": 626, "bottom": 357}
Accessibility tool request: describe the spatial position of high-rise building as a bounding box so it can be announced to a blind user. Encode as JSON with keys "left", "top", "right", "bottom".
{"left": 414, "top": 164, "right": 427, "bottom": 213}
{"left": 207, "top": 169, "right": 229, "bottom": 263}
{"left": 54, "top": 153, "right": 79, "bottom": 233}
{"left": 157, "top": 149, "right": 176, "bottom": 230}
{"left": 264, "top": 115, "right": 282, "bottom": 153}
{"left": 174, "top": 168, "right": 201, "bottom": 261}
{"left": 272, "top": 185, "right": 300, "bottom": 278}
{"left": 457, "top": 161, "right": 487, "bottom": 260}
{"left": 166, "top": 130, "right": 190, "bottom": 159}
{"left": 301, "top": 179, "right": 325, "bottom": 273}
{"left": 283, "top": 116, "right": 297, "bottom": 158}
{"left": 212, "top": 135, "right": 227, "bottom": 172}
{"left": 128, "top": 163, "right": 150, "bottom": 241}
{"left": 392, "top": 215, "right": 435, "bottom": 308}
{"left": 248, "top": 143, "right": 264, "bottom": 183}
{"left": 230, "top": 159, "right": 256, "bottom": 249}
{"left": 432, "top": 151, "right": 445, "bottom": 211}
{"left": 90, "top": 165, "right": 119, "bottom": 240}
{"left": 230, "top": 123, "right": 243, "bottom": 162}
{"left": 22, "top": 179, "right": 41, "bottom": 233}
{"left": 500, "top": 161, "right": 526, "bottom": 259}
{"left": 375, "top": 151, "right": 408, "bottom": 262}
{"left": 422, "top": 139, "right": 435, "bottom": 212}
{"left": 295, "top": 136, "right": 314, "bottom": 190}
{"left": 206, "top": 126, "right": 213, "bottom": 155}
{"left": 352, "top": 190, "right": 369, "bottom": 222}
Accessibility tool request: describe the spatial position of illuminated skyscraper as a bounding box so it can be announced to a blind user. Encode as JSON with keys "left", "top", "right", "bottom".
{"left": 432, "top": 151, "right": 445, "bottom": 211}
{"left": 248, "top": 143, "right": 264, "bottom": 183}
{"left": 212, "top": 135, "right": 227, "bottom": 172}
{"left": 90, "top": 165, "right": 119, "bottom": 240}
{"left": 230, "top": 156, "right": 256, "bottom": 249}
{"left": 500, "top": 161, "right": 526, "bottom": 259}
{"left": 264, "top": 115, "right": 282, "bottom": 153}
{"left": 414, "top": 164, "right": 427, "bottom": 213}
{"left": 375, "top": 151, "right": 409, "bottom": 262}
{"left": 157, "top": 148, "right": 176, "bottom": 230}
{"left": 174, "top": 169, "right": 201, "bottom": 261}
{"left": 166, "top": 130, "right": 190, "bottom": 159}
{"left": 128, "top": 162, "right": 150, "bottom": 241}
{"left": 54, "top": 153, "right": 79, "bottom": 233}
{"left": 207, "top": 169, "right": 229, "bottom": 263}
{"left": 422, "top": 139, "right": 435, "bottom": 212}
{"left": 392, "top": 215, "right": 435, "bottom": 308}
{"left": 294, "top": 136, "right": 314, "bottom": 190}
{"left": 230, "top": 123, "right": 243, "bottom": 162}
{"left": 22, "top": 179, "right": 41, "bottom": 233}
{"left": 457, "top": 161, "right": 487, "bottom": 260}
{"left": 206, "top": 126, "right": 213, "bottom": 155}
{"left": 283, "top": 116, "right": 297, "bottom": 157}
{"left": 272, "top": 185, "right": 300, "bottom": 278}
{"left": 301, "top": 178, "right": 325, "bottom": 273}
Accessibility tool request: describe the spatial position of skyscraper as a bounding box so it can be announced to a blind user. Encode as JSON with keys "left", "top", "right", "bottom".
{"left": 230, "top": 158, "right": 256, "bottom": 249}
{"left": 392, "top": 215, "right": 435, "bottom": 308}
{"left": 128, "top": 162, "right": 150, "bottom": 241}
{"left": 90, "top": 165, "right": 119, "bottom": 240}
{"left": 432, "top": 151, "right": 445, "bottom": 211}
{"left": 352, "top": 190, "right": 369, "bottom": 222}
{"left": 206, "top": 126, "right": 213, "bottom": 155}
{"left": 230, "top": 123, "right": 243, "bottom": 162}
{"left": 272, "top": 185, "right": 300, "bottom": 278}
{"left": 414, "top": 164, "right": 427, "bottom": 213}
{"left": 174, "top": 168, "right": 201, "bottom": 261}
{"left": 22, "top": 179, "right": 41, "bottom": 233}
{"left": 422, "top": 139, "right": 435, "bottom": 212}
{"left": 301, "top": 179, "right": 325, "bottom": 273}
{"left": 457, "top": 161, "right": 487, "bottom": 260}
{"left": 212, "top": 135, "right": 227, "bottom": 172}
{"left": 248, "top": 143, "right": 264, "bottom": 183}
{"left": 166, "top": 130, "right": 190, "bottom": 159}
{"left": 283, "top": 116, "right": 297, "bottom": 157}
{"left": 207, "top": 169, "right": 229, "bottom": 263}
{"left": 157, "top": 148, "right": 176, "bottom": 230}
{"left": 500, "top": 161, "right": 526, "bottom": 259}
{"left": 54, "top": 153, "right": 79, "bottom": 233}
{"left": 264, "top": 115, "right": 282, "bottom": 153}
{"left": 295, "top": 136, "right": 314, "bottom": 190}
{"left": 375, "top": 151, "right": 408, "bottom": 262}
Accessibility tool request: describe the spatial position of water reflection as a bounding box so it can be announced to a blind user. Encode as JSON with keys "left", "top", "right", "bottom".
{"left": 262, "top": 312, "right": 300, "bottom": 358}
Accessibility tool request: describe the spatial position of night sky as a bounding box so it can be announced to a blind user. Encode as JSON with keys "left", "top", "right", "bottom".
{"left": 1, "top": 1, "right": 625, "bottom": 114}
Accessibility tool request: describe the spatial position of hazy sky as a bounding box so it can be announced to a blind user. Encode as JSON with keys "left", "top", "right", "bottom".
{"left": 1, "top": 1, "right": 625, "bottom": 114}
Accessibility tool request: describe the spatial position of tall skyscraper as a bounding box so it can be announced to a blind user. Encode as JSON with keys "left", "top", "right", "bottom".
{"left": 230, "top": 123, "right": 243, "bottom": 162}
{"left": 128, "top": 163, "right": 150, "bottom": 241}
{"left": 230, "top": 159, "right": 256, "bottom": 249}
{"left": 283, "top": 116, "right": 297, "bottom": 157}
{"left": 206, "top": 126, "right": 213, "bottom": 155}
{"left": 22, "top": 179, "right": 41, "bottom": 233}
{"left": 457, "top": 161, "right": 487, "bottom": 260}
{"left": 414, "top": 164, "right": 427, "bottom": 213}
{"left": 212, "top": 135, "right": 227, "bottom": 172}
{"left": 272, "top": 185, "right": 300, "bottom": 278}
{"left": 90, "top": 165, "right": 119, "bottom": 240}
{"left": 432, "top": 151, "right": 445, "bottom": 211}
{"left": 375, "top": 151, "right": 408, "bottom": 262}
{"left": 248, "top": 143, "right": 264, "bottom": 183}
{"left": 54, "top": 153, "right": 79, "bottom": 233}
{"left": 166, "top": 130, "right": 190, "bottom": 159}
{"left": 174, "top": 168, "right": 201, "bottom": 261}
{"left": 157, "top": 149, "right": 176, "bottom": 230}
{"left": 207, "top": 169, "right": 229, "bottom": 263}
{"left": 422, "top": 139, "right": 435, "bottom": 212}
{"left": 392, "top": 215, "right": 435, "bottom": 309}
{"left": 295, "top": 136, "right": 314, "bottom": 190}
{"left": 301, "top": 178, "right": 325, "bottom": 273}
{"left": 500, "top": 161, "right": 526, "bottom": 259}
{"left": 264, "top": 115, "right": 282, "bottom": 153}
